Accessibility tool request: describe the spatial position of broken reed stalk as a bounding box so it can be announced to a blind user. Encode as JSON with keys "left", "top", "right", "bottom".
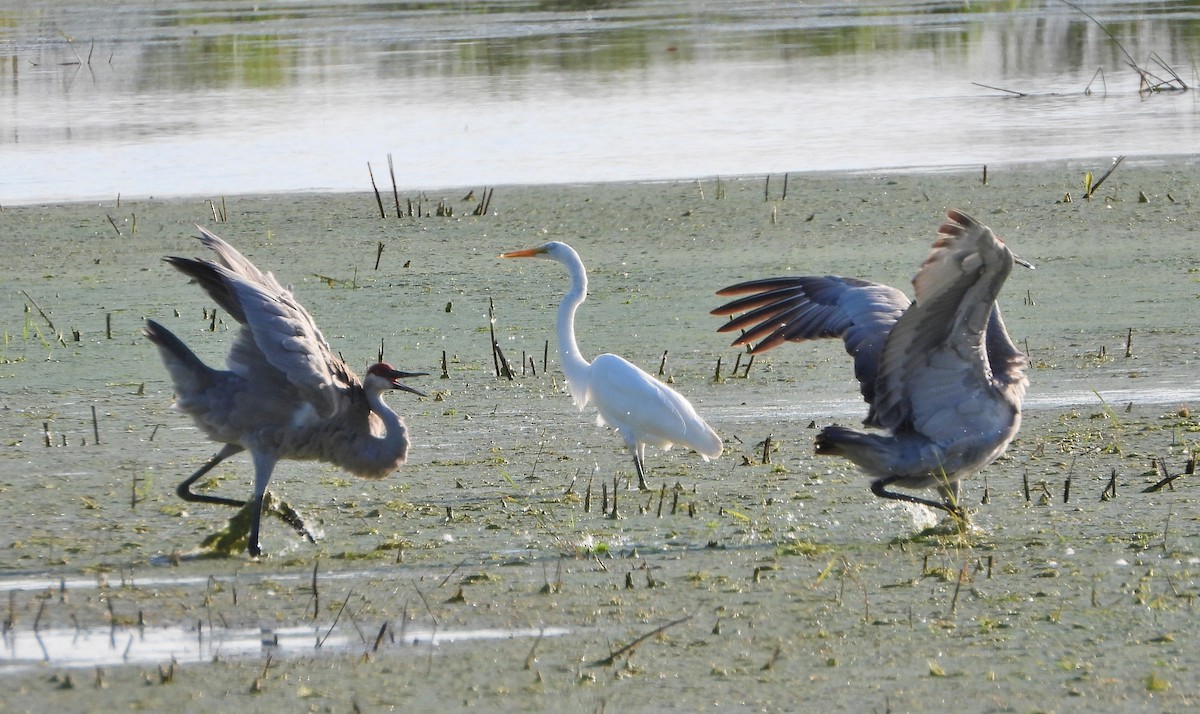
{"left": 949, "top": 562, "right": 969, "bottom": 615}
{"left": 543, "top": 340, "right": 549, "bottom": 374}
{"left": 387, "top": 154, "right": 401, "bottom": 218}
{"left": 91, "top": 405, "right": 99, "bottom": 445}
{"left": 713, "top": 355, "right": 722, "bottom": 381}
{"left": 105, "top": 214, "right": 122, "bottom": 236}
{"left": 587, "top": 615, "right": 694, "bottom": 667}
{"left": 487, "top": 298, "right": 513, "bottom": 379}
{"left": 658, "top": 350, "right": 668, "bottom": 377}
{"left": 971, "top": 81, "right": 1027, "bottom": 97}
{"left": 317, "top": 589, "right": 354, "bottom": 647}
{"left": 440, "top": 350, "right": 449, "bottom": 379}
{"left": 763, "top": 175, "right": 770, "bottom": 202}
{"left": 1101, "top": 468, "right": 1118, "bottom": 501}
{"left": 367, "top": 163, "right": 385, "bottom": 219}
{"left": 1125, "top": 328, "right": 1133, "bottom": 358}
{"left": 1086, "top": 155, "right": 1125, "bottom": 199}
{"left": 312, "top": 561, "right": 320, "bottom": 620}
{"left": 1142, "top": 455, "right": 1187, "bottom": 493}
{"left": 21, "top": 290, "right": 57, "bottom": 332}
{"left": 374, "top": 242, "right": 385, "bottom": 270}
{"left": 782, "top": 173, "right": 789, "bottom": 200}
{"left": 608, "top": 475, "right": 619, "bottom": 519}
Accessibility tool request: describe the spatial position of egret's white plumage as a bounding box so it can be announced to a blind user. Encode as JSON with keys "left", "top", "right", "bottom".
{"left": 712, "top": 210, "right": 1030, "bottom": 516}
{"left": 501, "top": 241, "right": 722, "bottom": 490}
{"left": 146, "top": 226, "right": 425, "bottom": 556}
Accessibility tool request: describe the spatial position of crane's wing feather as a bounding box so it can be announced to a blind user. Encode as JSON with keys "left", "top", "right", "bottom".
{"left": 167, "top": 229, "right": 353, "bottom": 418}
{"left": 713, "top": 276, "right": 910, "bottom": 422}
{"left": 871, "top": 211, "right": 1027, "bottom": 434}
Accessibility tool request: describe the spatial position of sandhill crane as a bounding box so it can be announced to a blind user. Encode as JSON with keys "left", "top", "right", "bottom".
{"left": 712, "top": 210, "right": 1031, "bottom": 517}
{"left": 146, "top": 227, "right": 425, "bottom": 556}
{"left": 501, "top": 241, "right": 722, "bottom": 490}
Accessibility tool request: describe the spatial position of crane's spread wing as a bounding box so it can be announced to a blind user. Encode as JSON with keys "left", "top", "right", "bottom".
{"left": 166, "top": 229, "right": 353, "bottom": 418}
{"left": 712, "top": 276, "right": 910, "bottom": 422}
{"left": 587, "top": 354, "right": 721, "bottom": 457}
{"left": 870, "top": 211, "right": 1027, "bottom": 435}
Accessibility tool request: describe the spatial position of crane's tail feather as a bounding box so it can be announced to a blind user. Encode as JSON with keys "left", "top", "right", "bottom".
{"left": 145, "top": 319, "right": 216, "bottom": 394}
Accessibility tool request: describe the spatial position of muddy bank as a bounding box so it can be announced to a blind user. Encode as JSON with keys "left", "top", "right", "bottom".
{"left": 1, "top": 159, "right": 1197, "bottom": 711}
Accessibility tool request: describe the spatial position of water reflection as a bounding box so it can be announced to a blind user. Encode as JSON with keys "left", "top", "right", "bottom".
{"left": 0, "top": 621, "right": 568, "bottom": 673}
{"left": 1, "top": 1, "right": 1198, "bottom": 203}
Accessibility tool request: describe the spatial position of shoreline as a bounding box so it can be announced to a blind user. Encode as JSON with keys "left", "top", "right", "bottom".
{"left": 5, "top": 153, "right": 1192, "bottom": 209}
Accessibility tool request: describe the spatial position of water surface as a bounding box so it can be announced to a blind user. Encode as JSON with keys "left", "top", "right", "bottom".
{"left": 2, "top": 0, "right": 1198, "bottom": 204}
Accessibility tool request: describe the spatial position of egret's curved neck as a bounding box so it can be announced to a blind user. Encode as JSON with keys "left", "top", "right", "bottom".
{"left": 555, "top": 251, "right": 593, "bottom": 389}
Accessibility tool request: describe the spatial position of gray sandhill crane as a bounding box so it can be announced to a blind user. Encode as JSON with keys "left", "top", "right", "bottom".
{"left": 146, "top": 227, "right": 425, "bottom": 556}
{"left": 501, "top": 241, "right": 722, "bottom": 490}
{"left": 712, "top": 210, "right": 1031, "bottom": 517}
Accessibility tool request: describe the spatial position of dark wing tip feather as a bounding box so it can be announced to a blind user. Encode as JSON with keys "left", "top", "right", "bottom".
{"left": 164, "top": 255, "right": 248, "bottom": 324}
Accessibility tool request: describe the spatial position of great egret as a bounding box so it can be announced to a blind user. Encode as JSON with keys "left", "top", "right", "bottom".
{"left": 501, "top": 241, "right": 722, "bottom": 490}
{"left": 146, "top": 226, "right": 425, "bottom": 556}
{"left": 712, "top": 210, "right": 1031, "bottom": 516}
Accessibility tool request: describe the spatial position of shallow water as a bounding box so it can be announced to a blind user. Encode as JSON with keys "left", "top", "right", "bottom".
{"left": 0, "top": 163, "right": 1197, "bottom": 709}
{"left": 3, "top": 0, "right": 1199, "bottom": 204}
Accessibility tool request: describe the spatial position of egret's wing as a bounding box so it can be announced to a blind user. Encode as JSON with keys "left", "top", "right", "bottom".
{"left": 166, "top": 230, "right": 352, "bottom": 418}
{"left": 871, "top": 211, "right": 1025, "bottom": 433}
{"left": 713, "top": 276, "right": 909, "bottom": 421}
{"left": 589, "top": 354, "right": 722, "bottom": 458}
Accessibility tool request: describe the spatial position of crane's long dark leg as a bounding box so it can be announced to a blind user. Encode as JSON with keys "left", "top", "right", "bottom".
{"left": 177, "top": 443, "right": 313, "bottom": 555}
{"left": 870, "top": 476, "right": 964, "bottom": 519}
{"left": 245, "top": 452, "right": 318, "bottom": 557}
{"left": 176, "top": 443, "right": 247, "bottom": 507}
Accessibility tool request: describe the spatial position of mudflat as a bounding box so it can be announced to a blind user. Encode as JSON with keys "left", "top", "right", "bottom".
{"left": 1, "top": 159, "right": 1197, "bottom": 711}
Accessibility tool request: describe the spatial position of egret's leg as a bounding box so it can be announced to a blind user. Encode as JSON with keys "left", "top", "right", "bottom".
{"left": 632, "top": 444, "right": 650, "bottom": 491}
{"left": 871, "top": 476, "right": 964, "bottom": 519}
{"left": 176, "top": 443, "right": 246, "bottom": 507}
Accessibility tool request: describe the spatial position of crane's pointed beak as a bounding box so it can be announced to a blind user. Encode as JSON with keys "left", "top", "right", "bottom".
{"left": 499, "top": 246, "right": 548, "bottom": 259}
{"left": 1013, "top": 253, "right": 1035, "bottom": 270}
{"left": 387, "top": 369, "right": 428, "bottom": 398}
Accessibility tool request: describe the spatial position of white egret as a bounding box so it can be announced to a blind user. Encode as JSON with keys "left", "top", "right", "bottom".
{"left": 501, "top": 241, "right": 722, "bottom": 490}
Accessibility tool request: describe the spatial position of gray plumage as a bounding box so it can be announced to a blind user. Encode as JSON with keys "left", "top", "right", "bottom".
{"left": 146, "top": 227, "right": 424, "bottom": 556}
{"left": 712, "top": 210, "right": 1031, "bottom": 516}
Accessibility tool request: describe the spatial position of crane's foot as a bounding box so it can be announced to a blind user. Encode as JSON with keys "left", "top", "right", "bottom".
{"left": 870, "top": 478, "right": 967, "bottom": 521}
{"left": 200, "top": 493, "right": 316, "bottom": 557}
